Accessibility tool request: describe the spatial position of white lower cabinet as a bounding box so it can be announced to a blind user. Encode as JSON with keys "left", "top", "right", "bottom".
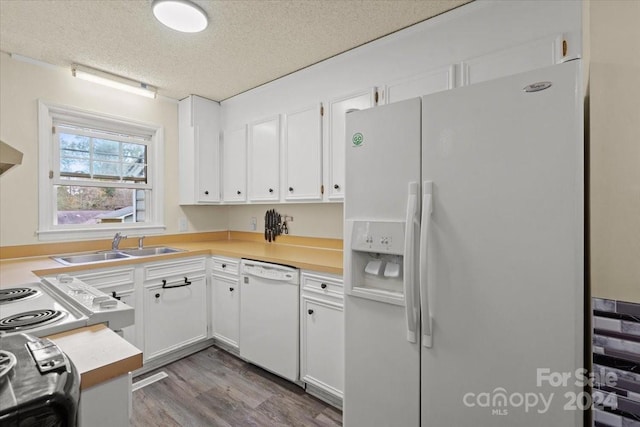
{"left": 78, "top": 373, "right": 131, "bottom": 427}
{"left": 300, "top": 271, "right": 344, "bottom": 405}
{"left": 142, "top": 257, "right": 208, "bottom": 362}
{"left": 210, "top": 256, "right": 240, "bottom": 350}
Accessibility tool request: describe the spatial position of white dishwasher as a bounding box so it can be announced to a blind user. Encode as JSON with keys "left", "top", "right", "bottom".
{"left": 239, "top": 259, "right": 300, "bottom": 382}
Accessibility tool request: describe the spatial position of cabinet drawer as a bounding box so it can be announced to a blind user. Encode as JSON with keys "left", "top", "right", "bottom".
{"left": 143, "top": 257, "right": 206, "bottom": 281}
{"left": 301, "top": 272, "right": 343, "bottom": 299}
{"left": 72, "top": 267, "right": 135, "bottom": 287}
{"left": 211, "top": 256, "right": 239, "bottom": 276}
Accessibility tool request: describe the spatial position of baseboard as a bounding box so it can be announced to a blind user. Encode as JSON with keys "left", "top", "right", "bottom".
{"left": 304, "top": 383, "right": 343, "bottom": 409}
{"left": 212, "top": 338, "right": 240, "bottom": 357}
{"left": 133, "top": 339, "right": 215, "bottom": 376}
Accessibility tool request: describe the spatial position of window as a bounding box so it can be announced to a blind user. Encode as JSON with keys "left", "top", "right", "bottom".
{"left": 38, "top": 101, "right": 165, "bottom": 240}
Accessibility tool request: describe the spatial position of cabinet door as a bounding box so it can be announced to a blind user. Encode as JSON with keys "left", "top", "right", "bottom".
{"left": 222, "top": 126, "right": 247, "bottom": 202}
{"left": 143, "top": 275, "right": 207, "bottom": 361}
{"left": 248, "top": 115, "right": 280, "bottom": 201}
{"left": 284, "top": 104, "right": 323, "bottom": 201}
{"left": 300, "top": 296, "right": 344, "bottom": 398}
{"left": 327, "top": 89, "right": 376, "bottom": 201}
{"left": 382, "top": 65, "right": 454, "bottom": 105}
{"left": 460, "top": 35, "right": 562, "bottom": 86}
{"left": 178, "top": 95, "right": 221, "bottom": 204}
{"left": 196, "top": 122, "right": 221, "bottom": 202}
{"left": 211, "top": 275, "right": 240, "bottom": 349}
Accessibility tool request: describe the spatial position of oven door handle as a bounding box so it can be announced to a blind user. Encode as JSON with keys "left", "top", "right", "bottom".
{"left": 161, "top": 277, "right": 192, "bottom": 289}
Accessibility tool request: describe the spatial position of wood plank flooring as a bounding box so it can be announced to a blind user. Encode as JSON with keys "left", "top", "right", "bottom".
{"left": 132, "top": 345, "right": 342, "bottom": 427}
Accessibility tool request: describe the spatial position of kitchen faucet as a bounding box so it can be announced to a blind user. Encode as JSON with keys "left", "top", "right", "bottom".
{"left": 112, "top": 232, "right": 127, "bottom": 250}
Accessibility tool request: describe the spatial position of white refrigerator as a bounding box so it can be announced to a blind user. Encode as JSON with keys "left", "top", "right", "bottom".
{"left": 344, "top": 61, "right": 584, "bottom": 426}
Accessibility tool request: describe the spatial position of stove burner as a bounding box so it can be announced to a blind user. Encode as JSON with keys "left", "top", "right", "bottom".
{"left": 0, "top": 310, "right": 66, "bottom": 331}
{"left": 0, "top": 287, "right": 40, "bottom": 304}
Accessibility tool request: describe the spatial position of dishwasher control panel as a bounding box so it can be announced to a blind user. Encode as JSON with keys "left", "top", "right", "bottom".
{"left": 241, "top": 260, "right": 300, "bottom": 284}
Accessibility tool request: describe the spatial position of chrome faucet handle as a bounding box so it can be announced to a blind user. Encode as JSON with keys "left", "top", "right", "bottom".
{"left": 138, "top": 236, "right": 146, "bottom": 249}
{"left": 112, "top": 232, "right": 128, "bottom": 250}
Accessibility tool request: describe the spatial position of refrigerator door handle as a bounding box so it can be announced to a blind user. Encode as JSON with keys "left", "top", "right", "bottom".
{"left": 403, "top": 182, "right": 419, "bottom": 343}
{"left": 420, "top": 181, "right": 433, "bottom": 348}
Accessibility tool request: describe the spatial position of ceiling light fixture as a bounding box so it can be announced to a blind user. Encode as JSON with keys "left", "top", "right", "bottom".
{"left": 71, "top": 65, "right": 157, "bottom": 99}
{"left": 152, "top": 0, "right": 208, "bottom": 33}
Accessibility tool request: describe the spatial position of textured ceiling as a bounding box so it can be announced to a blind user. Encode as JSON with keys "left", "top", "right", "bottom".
{"left": 0, "top": 0, "right": 470, "bottom": 101}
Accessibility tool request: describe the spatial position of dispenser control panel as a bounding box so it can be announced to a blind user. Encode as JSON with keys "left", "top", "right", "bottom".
{"left": 350, "top": 220, "right": 405, "bottom": 255}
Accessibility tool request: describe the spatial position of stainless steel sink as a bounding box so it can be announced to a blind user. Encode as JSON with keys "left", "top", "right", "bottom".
{"left": 53, "top": 251, "right": 132, "bottom": 266}
{"left": 118, "top": 247, "right": 184, "bottom": 257}
{"left": 51, "top": 246, "right": 184, "bottom": 265}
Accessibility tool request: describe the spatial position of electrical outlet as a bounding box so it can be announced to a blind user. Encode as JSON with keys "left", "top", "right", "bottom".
{"left": 179, "top": 217, "right": 188, "bottom": 232}
{"left": 250, "top": 217, "right": 257, "bottom": 231}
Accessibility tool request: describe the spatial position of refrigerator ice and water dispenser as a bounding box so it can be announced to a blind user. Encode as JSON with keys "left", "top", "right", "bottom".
{"left": 347, "top": 220, "right": 407, "bottom": 302}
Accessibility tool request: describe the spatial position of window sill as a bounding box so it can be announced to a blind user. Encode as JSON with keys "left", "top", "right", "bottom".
{"left": 36, "top": 225, "right": 166, "bottom": 242}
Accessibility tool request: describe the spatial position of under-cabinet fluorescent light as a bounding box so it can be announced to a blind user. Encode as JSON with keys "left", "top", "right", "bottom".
{"left": 152, "top": 0, "right": 208, "bottom": 33}
{"left": 71, "top": 65, "right": 157, "bottom": 99}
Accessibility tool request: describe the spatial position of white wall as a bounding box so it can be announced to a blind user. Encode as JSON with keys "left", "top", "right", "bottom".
{"left": 0, "top": 53, "right": 228, "bottom": 246}
{"left": 589, "top": 0, "right": 640, "bottom": 303}
{"left": 227, "top": 203, "right": 342, "bottom": 239}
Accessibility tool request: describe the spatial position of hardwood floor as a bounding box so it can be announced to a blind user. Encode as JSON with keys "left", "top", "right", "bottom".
{"left": 132, "top": 345, "right": 343, "bottom": 427}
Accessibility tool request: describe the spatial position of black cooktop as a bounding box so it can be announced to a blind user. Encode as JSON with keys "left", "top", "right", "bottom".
{"left": 0, "top": 333, "right": 80, "bottom": 426}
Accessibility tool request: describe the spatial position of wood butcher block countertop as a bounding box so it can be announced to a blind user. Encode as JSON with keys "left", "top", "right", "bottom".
{"left": 47, "top": 324, "right": 142, "bottom": 390}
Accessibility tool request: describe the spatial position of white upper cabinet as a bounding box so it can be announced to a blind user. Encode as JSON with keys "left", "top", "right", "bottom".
{"left": 178, "top": 95, "right": 221, "bottom": 204}
{"left": 381, "top": 65, "right": 455, "bottom": 105}
{"left": 326, "top": 88, "right": 377, "bottom": 201}
{"left": 460, "top": 35, "right": 564, "bottom": 86}
{"left": 248, "top": 115, "right": 280, "bottom": 202}
{"left": 222, "top": 126, "right": 247, "bottom": 202}
{"left": 284, "top": 104, "right": 323, "bottom": 201}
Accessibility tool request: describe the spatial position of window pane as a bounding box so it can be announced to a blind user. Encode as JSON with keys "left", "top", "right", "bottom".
{"left": 122, "top": 142, "right": 147, "bottom": 179}
{"left": 55, "top": 185, "right": 145, "bottom": 225}
{"left": 93, "top": 138, "right": 120, "bottom": 162}
{"left": 60, "top": 159, "right": 90, "bottom": 175}
{"left": 123, "top": 162, "right": 145, "bottom": 179}
{"left": 60, "top": 134, "right": 90, "bottom": 158}
{"left": 92, "top": 161, "right": 121, "bottom": 177}
{"left": 123, "top": 142, "right": 146, "bottom": 160}
{"left": 60, "top": 133, "right": 91, "bottom": 175}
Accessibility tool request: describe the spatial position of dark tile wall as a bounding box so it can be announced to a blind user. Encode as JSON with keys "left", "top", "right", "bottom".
{"left": 592, "top": 298, "right": 640, "bottom": 427}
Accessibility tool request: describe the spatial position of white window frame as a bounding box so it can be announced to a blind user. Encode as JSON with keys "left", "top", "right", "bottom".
{"left": 37, "top": 100, "right": 165, "bottom": 241}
